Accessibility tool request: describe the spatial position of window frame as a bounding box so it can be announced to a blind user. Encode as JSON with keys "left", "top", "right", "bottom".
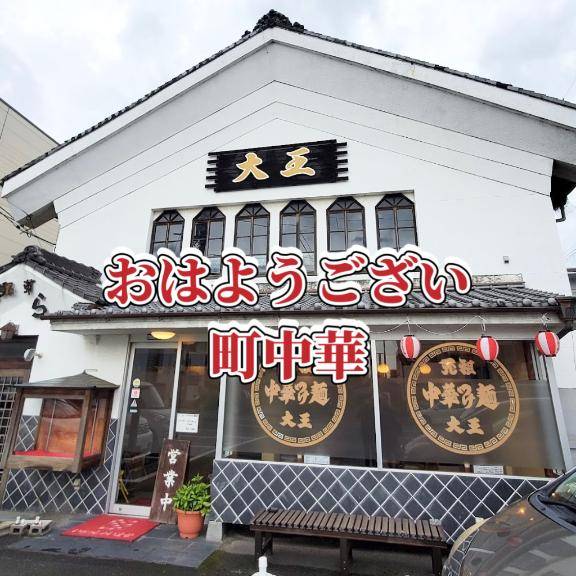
{"left": 234, "top": 203, "right": 270, "bottom": 275}
{"left": 327, "top": 197, "right": 366, "bottom": 252}
{"left": 280, "top": 200, "right": 317, "bottom": 275}
{"left": 149, "top": 210, "right": 185, "bottom": 255}
{"left": 191, "top": 207, "right": 226, "bottom": 275}
{"left": 375, "top": 193, "right": 418, "bottom": 250}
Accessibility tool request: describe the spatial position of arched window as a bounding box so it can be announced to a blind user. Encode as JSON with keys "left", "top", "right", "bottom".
{"left": 150, "top": 210, "right": 184, "bottom": 254}
{"left": 280, "top": 200, "right": 316, "bottom": 275}
{"left": 327, "top": 197, "right": 366, "bottom": 252}
{"left": 234, "top": 203, "right": 269, "bottom": 274}
{"left": 191, "top": 207, "right": 225, "bottom": 274}
{"left": 376, "top": 194, "right": 417, "bottom": 250}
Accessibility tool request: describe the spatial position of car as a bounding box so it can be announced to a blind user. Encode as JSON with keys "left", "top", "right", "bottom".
{"left": 443, "top": 468, "right": 576, "bottom": 576}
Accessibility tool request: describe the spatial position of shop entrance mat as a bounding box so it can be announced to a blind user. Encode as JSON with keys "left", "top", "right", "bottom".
{"left": 8, "top": 518, "right": 218, "bottom": 568}
{"left": 62, "top": 514, "right": 158, "bottom": 542}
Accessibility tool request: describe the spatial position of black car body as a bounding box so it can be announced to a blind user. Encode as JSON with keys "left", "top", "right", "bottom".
{"left": 444, "top": 469, "right": 576, "bottom": 576}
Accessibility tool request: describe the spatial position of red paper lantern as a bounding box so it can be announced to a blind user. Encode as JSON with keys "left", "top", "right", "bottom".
{"left": 400, "top": 335, "right": 421, "bottom": 360}
{"left": 535, "top": 330, "right": 560, "bottom": 357}
{"left": 476, "top": 335, "right": 499, "bottom": 361}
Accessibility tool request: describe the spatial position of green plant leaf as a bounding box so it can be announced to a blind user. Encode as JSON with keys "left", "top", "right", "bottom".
{"left": 172, "top": 474, "right": 212, "bottom": 514}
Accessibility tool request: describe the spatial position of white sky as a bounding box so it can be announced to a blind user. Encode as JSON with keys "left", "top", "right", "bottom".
{"left": 1, "top": 0, "right": 575, "bottom": 264}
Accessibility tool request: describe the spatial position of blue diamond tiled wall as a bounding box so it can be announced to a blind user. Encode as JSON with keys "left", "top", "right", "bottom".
{"left": 211, "top": 459, "right": 547, "bottom": 541}
{"left": 1, "top": 419, "right": 117, "bottom": 515}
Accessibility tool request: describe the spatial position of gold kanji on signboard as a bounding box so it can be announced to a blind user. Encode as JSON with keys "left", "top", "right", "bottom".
{"left": 407, "top": 342, "right": 520, "bottom": 456}
{"left": 233, "top": 152, "right": 269, "bottom": 183}
{"left": 251, "top": 370, "right": 345, "bottom": 448}
{"left": 280, "top": 146, "right": 316, "bottom": 178}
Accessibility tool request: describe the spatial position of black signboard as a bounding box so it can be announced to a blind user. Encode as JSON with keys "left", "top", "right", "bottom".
{"left": 206, "top": 139, "right": 347, "bottom": 192}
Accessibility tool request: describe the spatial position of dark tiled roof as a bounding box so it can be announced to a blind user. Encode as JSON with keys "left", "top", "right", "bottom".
{"left": 15, "top": 371, "right": 117, "bottom": 389}
{"left": 45, "top": 283, "right": 572, "bottom": 321}
{"left": 0, "top": 245, "right": 102, "bottom": 302}
{"left": 2, "top": 10, "right": 575, "bottom": 187}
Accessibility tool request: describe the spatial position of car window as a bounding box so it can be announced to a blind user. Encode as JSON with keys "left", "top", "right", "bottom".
{"left": 550, "top": 470, "right": 576, "bottom": 504}
{"left": 139, "top": 382, "right": 166, "bottom": 409}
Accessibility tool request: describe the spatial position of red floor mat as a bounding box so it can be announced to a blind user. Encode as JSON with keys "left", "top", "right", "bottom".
{"left": 62, "top": 514, "right": 158, "bottom": 542}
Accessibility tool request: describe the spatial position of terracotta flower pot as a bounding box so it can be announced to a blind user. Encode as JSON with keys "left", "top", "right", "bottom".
{"left": 176, "top": 509, "right": 204, "bottom": 539}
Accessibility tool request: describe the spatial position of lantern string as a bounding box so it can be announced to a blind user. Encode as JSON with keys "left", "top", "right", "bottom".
{"left": 372, "top": 322, "right": 407, "bottom": 334}
{"left": 413, "top": 320, "right": 479, "bottom": 337}
{"left": 372, "top": 315, "right": 493, "bottom": 337}
{"left": 371, "top": 314, "right": 548, "bottom": 338}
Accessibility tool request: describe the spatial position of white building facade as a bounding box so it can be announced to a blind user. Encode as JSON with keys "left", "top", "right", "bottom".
{"left": 0, "top": 11, "right": 575, "bottom": 541}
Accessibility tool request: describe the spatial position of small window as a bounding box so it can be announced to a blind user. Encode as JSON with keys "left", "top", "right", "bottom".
{"left": 280, "top": 200, "right": 317, "bottom": 275}
{"left": 327, "top": 197, "right": 366, "bottom": 252}
{"left": 234, "top": 204, "right": 270, "bottom": 274}
{"left": 191, "top": 207, "right": 225, "bottom": 274}
{"left": 376, "top": 194, "right": 417, "bottom": 250}
{"left": 150, "top": 210, "right": 184, "bottom": 255}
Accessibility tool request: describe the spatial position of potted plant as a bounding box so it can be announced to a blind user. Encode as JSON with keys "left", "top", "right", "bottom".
{"left": 172, "top": 474, "right": 211, "bottom": 539}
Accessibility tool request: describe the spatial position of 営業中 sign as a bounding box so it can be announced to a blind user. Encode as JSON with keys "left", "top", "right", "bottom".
{"left": 206, "top": 140, "right": 347, "bottom": 192}
{"left": 149, "top": 439, "right": 190, "bottom": 524}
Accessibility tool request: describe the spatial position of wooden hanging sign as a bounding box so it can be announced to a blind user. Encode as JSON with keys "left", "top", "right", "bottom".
{"left": 206, "top": 139, "right": 348, "bottom": 192}
{"left": 149, "top": 438, "right": 190, "bottom": 524}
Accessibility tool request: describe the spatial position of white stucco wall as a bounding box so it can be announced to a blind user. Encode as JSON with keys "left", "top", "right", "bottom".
{"left": 0, "top": 264, "right": 129, "bottom": 417}
{"left": 0, "top": 264, "right": 78, "bottom": 336}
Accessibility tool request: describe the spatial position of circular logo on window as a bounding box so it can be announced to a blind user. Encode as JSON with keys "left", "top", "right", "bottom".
{"left": 407, "top": 342, "right": 520, "bottom": 455}
{"left": 251, "top": 368, "right": 347, "bottom": 447}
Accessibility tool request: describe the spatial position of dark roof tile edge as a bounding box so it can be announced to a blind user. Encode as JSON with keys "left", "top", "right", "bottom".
{"left": 44, "top": 285, "right": 574, "bottom": 321}
{"left": 0, "top": 245, "right": 102, "bottom": 303}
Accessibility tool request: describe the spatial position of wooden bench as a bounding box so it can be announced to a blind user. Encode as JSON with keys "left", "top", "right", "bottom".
{"left": 251, "top": 509, "right": 449, "bottom": 576}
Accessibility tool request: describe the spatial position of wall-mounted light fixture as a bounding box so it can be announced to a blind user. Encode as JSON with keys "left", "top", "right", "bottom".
{"left": 150, "top": 331, "right": 176, "bottom": 340}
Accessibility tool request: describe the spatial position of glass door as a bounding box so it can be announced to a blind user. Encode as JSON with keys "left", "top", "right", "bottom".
{"left": 111, "top": 345, "right": 177, "bottom": 516}
{"left": 174, "top": 342, "right": 221, "bottom": 480}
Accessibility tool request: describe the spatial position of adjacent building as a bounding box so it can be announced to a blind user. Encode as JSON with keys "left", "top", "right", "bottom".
{"left": 0, "top": 99, "right": 58, "bottom": 264}
{"left": 0, "top": 11, "right": 575, "bottom": 541}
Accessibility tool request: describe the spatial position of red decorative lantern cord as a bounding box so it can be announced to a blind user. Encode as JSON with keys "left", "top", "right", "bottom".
{"left": 400, "top": 335, "right": 421, "bottom": 360}
{"left": 476, "top": 335, "right": 499, "bottom": 361}
{"left": 535, "top": 330, "right": 560, "bottom": 357}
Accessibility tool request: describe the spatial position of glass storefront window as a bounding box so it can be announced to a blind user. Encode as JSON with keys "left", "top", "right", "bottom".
{"left": 175, "top": 342, "right": 220, "bottom": 480}
{"left": 223, "top": 366, "right": 377, "bottom": 467}
{"left": 376, "top": 340, "right": 565, "bottom": 477}
{"left": 220, "top": 339, "right": 564, "bottom": 477}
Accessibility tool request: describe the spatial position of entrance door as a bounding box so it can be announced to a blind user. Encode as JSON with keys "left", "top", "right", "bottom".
{"left": 173, "top": 343, "right": 221, "bottom": 480}
{"left": 111, "top": 345, "right": 177, "bottom": 516}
